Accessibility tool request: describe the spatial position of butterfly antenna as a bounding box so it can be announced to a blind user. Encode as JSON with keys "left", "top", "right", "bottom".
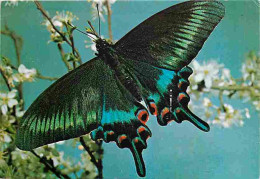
{"left": 67, "top": 22, "right": 96, "bottom": 40}
{"left": 96, "top": 4, "right": 101, "bottom": 36}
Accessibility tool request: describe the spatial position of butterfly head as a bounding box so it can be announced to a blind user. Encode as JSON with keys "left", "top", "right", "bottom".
{"left": 95, "top": 38, "right": 110, "bottom": 53}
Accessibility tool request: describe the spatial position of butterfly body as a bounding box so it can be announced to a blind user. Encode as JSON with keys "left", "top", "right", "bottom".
{"left": 16, "top": 0, "right": 225, "bottom": 177}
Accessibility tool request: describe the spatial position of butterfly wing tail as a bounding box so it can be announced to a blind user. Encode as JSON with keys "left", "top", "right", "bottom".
{"left": 174, "top": 107, "right": 210, "bottom": 132}
{"left": 130, "top": 140, "right": 146, "bottom": 177}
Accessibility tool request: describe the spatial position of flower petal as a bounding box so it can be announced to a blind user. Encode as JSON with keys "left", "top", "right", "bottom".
{"left": 205, "top": 76, "right": 212, "bottom": 88}
{"left": 8, "top": 99, "right": 18, "bottom": 108}
{"left": 1, "top": 104, "right": 8, "bottom": 115}
{"left": 194, "top": 73, "right": 204, "bottom": 82}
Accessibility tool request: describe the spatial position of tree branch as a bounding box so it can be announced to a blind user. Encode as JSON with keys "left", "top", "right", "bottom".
{"left": 79, "top": 137, "right": 99, "bottom": 167}
{"left": 1, "top": 25, "right": 24, "bottom": 109}
{"left": 36, "top": 73, "right": 59, "bottom": 81}
{"left": 57, "top": 43, "right": 73, "bottom": 71}
{"left": 34, "top": 0, "right": 71, "bottom": 46}
{"left": 105, "top": 0, "right": 113, "bottom": 41}
{"left": 35, "top": 0, "right": 82, "bottom": 65}
{"left": 211, "top": 85, "right": 260, "bottom": 98}
{"left": 0, "top": 67, "right": 11, "bottom": 91}
{"left": 31, "top": 150, "right": 70, "bottom": 179}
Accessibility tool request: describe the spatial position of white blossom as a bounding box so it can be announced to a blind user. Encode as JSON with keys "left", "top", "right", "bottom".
{"left": 191, "top": 60, "right": 223, "bottom": 89}
{"left": 0, "top": 90, "right": 18, "bottom": 115}
{"left": 210, "top": 104, "right": 244, "bottom": 128}
{"left": 90, "top": 0, "right": 117, "bottom": 21}
{"left": 203, "top": 97, "right": 212, "bottom": 107}
{"left": 13, "top": 64, "right": 37, "bottom": 82}
{"left": 85, "top": 34, "right": 104, "bottom": 53}
{"left": 245, "top": 108, "right": 250, "bottom": 119}
{"left": 3, "top": 134, "right": 12, "bottom": 143}
{"left": 43, "top": 11, "right": 78, "bottom": 42}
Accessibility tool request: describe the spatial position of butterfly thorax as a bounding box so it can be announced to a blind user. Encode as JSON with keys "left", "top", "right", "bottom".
{"left": 96, "top": 38, "right": 120, "bottom": 68}
{"left": 96, "top": 38, "right": 143, "bottom": 102}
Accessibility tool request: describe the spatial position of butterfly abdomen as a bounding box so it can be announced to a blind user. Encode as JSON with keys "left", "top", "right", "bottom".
{"left": 114, "top": 65, "right": 143, "bottom": 102}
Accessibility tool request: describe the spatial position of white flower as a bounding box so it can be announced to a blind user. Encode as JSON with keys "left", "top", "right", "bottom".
{"left": 90, "top": 0, "right": 117, "bottom": 21}
{"left": 192, "top": 60, "right": 223, "bottom": 89}
{"left": 44, "top": 16, "right": 63, "bottom": 33}
{"left": 15, "top": 106, "right": 24, "bottom": 117}
{"left": 0, "top": 90, "right": 18, "bottom": 115}
{"left": 13, "top": 64, "right": 37, "bottom": 82}
{"left": 211, "top": 104, "right": 245, "bottom": 128}
{"left": 245, "top": 108, "right": 250, "bottom": 119}
{"left": 203, "top": 98, "right": 212, "bottom": 107}
{"left": 43, "top": 11, "right": 78, "bottom": 41}
{"left": 4, "top": 134, "right": 12, "bottom": 143}
{"left": 85, "top": 34, "right": 104, "bottom": 53}
{"left": 253, "top": 101, "right": 260, "bottom": 111}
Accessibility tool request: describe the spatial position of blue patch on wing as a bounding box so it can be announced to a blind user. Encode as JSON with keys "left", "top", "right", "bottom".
{"left": 156, "top": 68, "right": 176, "bottom": 94}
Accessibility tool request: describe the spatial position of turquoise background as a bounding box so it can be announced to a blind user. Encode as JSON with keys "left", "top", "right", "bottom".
{"left": 1, "top": 1, "right": 259, "bottom": 178}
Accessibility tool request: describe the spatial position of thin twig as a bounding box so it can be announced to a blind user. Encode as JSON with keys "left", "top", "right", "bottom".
{"left": 69, "top": 34, "right": 77, "bottom": 68}
{"left": 0, "top": 67, "right": 11, "bottom": 91}
{"left": 1, "top": 25, "right": 23, "bottom": 66}
{"left": 105, "top": 0, "right": 113, "bottom": 41}
{"left": 218, "top": 90, "right": 225, "bottom": 112}
{"left": 34, "top": 0, "right": 82, "bottom": 65}
{"left": 1, "top": 25, "right": 24, "bottom": 109}
{"left": 36, "top": 73, "right": 59, "bottom": 81}
{"left": 96, "top": 140, "right": 103, "bottom": 179}
{"left": 31, "top": 150, "right": 70, "bottom": 179}
{"left": 211, "top": 85, "right": 260, "bottom": 98}
{"left": 79, "top": 137, "right": 99, "bottom": 167}
{"left": 34, "top": 0, "right": 71, "bottom": 46}
{"left": 57, "top": 43, "right": 73, "bottom": 71}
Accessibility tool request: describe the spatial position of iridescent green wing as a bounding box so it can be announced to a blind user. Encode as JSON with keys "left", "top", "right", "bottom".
{"left": 16, "top": 58, "right": 104, "bottom": 150}
{"left": 115, "top": 0, "right": 225, "bottom": 71}
{"left": 16, "top": 58, "right": 151, "bottom": 177}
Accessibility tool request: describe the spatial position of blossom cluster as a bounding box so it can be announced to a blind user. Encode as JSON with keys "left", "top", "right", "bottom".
{"left": 43, "top": 11, "right": 79, "bottom": 42}
{"left": 188, "top": 51, "right": 259, "bottom": 128}
{"left": 90, "top": 0, "right": 117, "bottom": 22}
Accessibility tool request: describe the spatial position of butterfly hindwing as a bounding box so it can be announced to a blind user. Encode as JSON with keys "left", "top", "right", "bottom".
{"left": 115, "top": 0, "right": 225, "bottom": 71}
{"left": 122, "top": 59, "right": 209, "bottom": 131}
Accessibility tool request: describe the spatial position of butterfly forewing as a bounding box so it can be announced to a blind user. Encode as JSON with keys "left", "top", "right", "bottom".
{"left": 115, "top": 0, "right": 225, "bottom": 71}
{"left": 17, "top": 58, "right": 106, "bottom": 150}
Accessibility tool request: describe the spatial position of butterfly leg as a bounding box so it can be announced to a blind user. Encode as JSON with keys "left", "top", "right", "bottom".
{"left": 154, "top": 66, "right": 210, "bottom": 132}
{"left": 90, "top": 104, "right": 151, "bottom": 177}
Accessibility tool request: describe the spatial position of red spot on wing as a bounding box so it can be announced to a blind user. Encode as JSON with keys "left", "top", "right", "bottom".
{"left": 149, "top": 102, "right": 158, "bottom": 116}
{"left": 161, "top": 107, "right": 170, "bottom": 119}
{"left": 178, "top": 82, "right": 183, "bottom": 89}
{"left": 136, "top": 109, "right": 149, "bottom": 124}
{"left": 107, "top": 131, "right": 114, "bottom": 135}
{"left": 134, "top": 138, "right": 139, "bottom": 143}
{"left": 118, "top": 135, "right": 127, "bottom": 143}
{"left": 138, "top": 127, "right": 146, "bottom": 134}
{"left": 178, "top": 93, "right": 186, "bottom": 102}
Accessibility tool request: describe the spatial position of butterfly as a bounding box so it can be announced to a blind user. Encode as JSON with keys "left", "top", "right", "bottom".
{"left": 16, "top": 0, "right": 225, "bottom": 177}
